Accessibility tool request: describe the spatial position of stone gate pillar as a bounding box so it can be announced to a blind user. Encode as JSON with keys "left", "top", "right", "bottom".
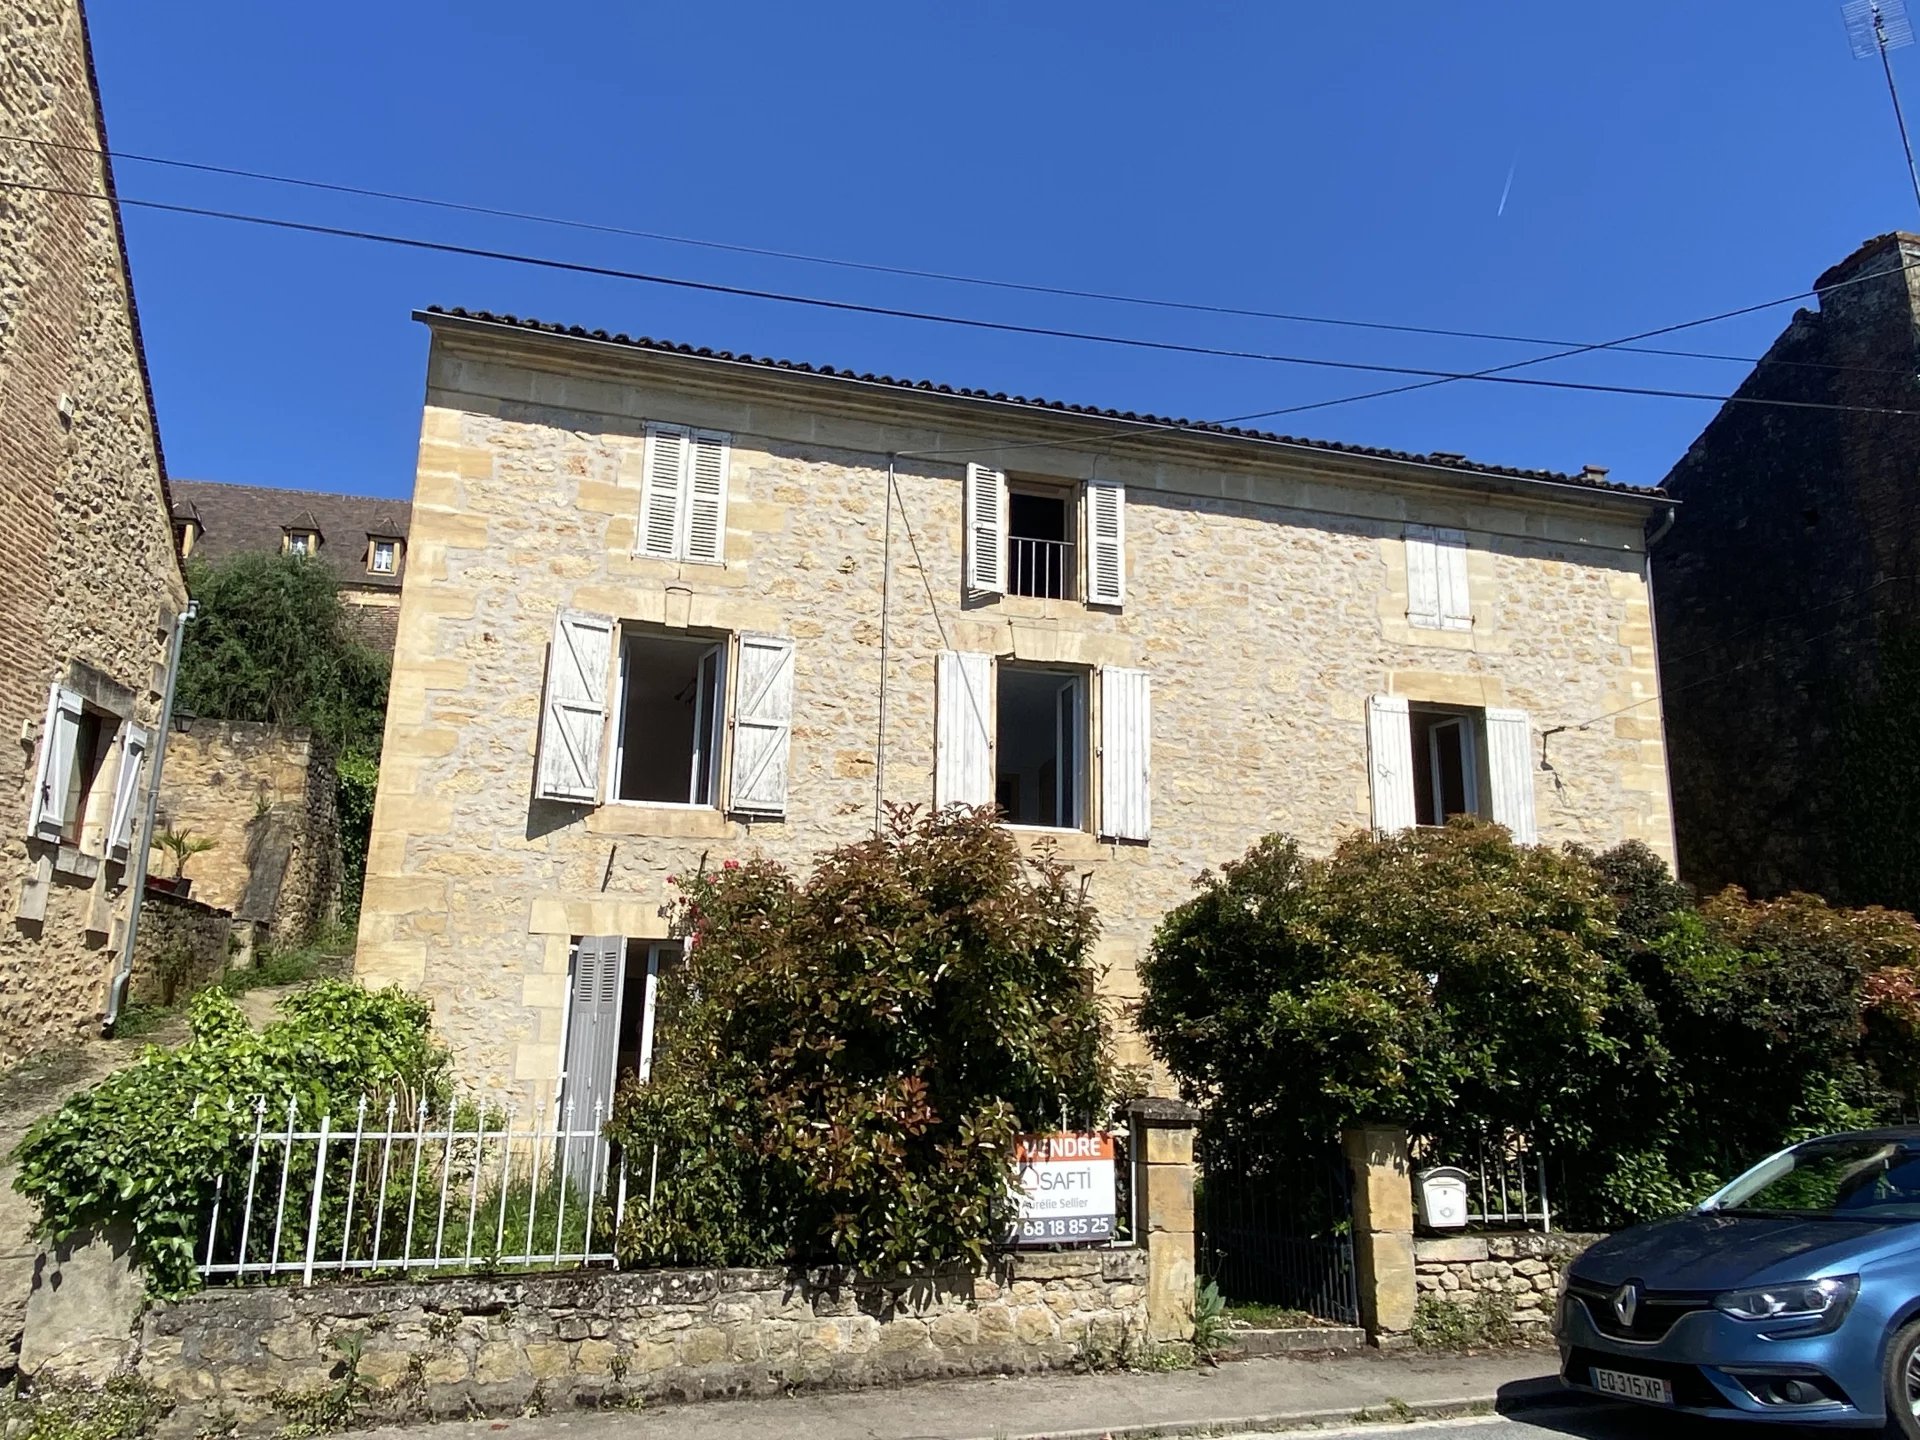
{"left": 1127, "top": 1097, "right": 1199, "bottom": 1343}
{"left": 1343, "top": 1123, "right": 1416, "bottom": 1345}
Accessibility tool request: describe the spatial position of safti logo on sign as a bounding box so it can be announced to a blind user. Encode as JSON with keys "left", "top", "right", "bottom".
{"left": 1008, "top": 1132, "right": 1117, "bottom": 1247}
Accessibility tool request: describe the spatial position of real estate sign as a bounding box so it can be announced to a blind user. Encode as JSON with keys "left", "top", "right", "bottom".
{"left": 1008, "top": 1132, "right": 1117, "bottom": 1246}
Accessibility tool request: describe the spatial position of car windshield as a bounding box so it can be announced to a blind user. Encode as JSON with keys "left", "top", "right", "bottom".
{"left": 1711, "top": 1138, "right": 1920, "bottom": 1219}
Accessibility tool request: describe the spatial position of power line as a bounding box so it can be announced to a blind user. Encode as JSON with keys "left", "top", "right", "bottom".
{"left": 10, "top": 129, "right": 1898, "bottom": 378}
{"left": 15, "top": 175, "right": 1920, "bottom": 434}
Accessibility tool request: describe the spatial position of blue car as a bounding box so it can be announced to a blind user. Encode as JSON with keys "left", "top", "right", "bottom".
{"left": 1557, "top": 1129, "right": 1920, "bottom": 1433}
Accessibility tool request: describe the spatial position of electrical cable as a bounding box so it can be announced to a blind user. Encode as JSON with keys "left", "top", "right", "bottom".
{"left": 12, "top": 175, "right": 1920, "bottom": 432}
{"left": 9, "top": 129, "right": 1906, "bottom": 379}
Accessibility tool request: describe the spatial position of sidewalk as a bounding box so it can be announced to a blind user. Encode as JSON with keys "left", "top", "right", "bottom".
{"left": 358, "top": 1349, "right": 1564, "bottom": 1440}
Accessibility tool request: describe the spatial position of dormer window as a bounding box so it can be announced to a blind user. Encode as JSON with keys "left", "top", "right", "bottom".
{"left": 368, "top": 537, "right": 400, "bottom": 575}
{"left": 173, "top": 518, "right": 200, "bottom": 558}
{"left": 284, "top": 529, "right": 319, "bottom": 557}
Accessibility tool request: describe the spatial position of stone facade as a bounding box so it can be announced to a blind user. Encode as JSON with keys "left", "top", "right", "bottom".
{"left": 154, "top": 720, "right": 339, "bottom": 939}
{"left": 357, "top": 313, "right": 1674, "bottom": 1108}
{"left": 0, "top": 0, "right": 189, "bottom": 1062}
{"left": 131, "top": 1252, "right": 1147, "bottom": 1435}
{"left": 1655, "top": 233, "right": 1920, "bottom": 908}
{"left": 1414, "top": 1232, "right": 1599, "bottom": 1336}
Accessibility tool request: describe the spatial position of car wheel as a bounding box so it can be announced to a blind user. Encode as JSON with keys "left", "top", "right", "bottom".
{"left": 1886, "top": 1319, "right": 1920, "bottom": 1438}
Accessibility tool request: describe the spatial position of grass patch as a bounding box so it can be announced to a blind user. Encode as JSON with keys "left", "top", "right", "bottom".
{"left": 1411, "top": 1294, "right": 1515, "bottom": 1350}
{"left": 1223, "top": 1300, "right": 1334, "bottom": 1328}
{"left": 0, "top": 1375, "right": 175, "bottom": 1439}
{"left": 110, "top": 1002, "right": 175, "bottom": 1040}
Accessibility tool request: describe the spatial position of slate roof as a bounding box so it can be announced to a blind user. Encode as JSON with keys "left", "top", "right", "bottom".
{"left": 422, "top": 306, "right": 1658, "bottom": 500}
{"left": 170, "top": 480, "right": 412, "bottom": 589}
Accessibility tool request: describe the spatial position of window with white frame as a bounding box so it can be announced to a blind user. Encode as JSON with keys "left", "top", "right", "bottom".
{"left": 1365, "top": 695, "right": 1536, "bottom": 842}
{"left": 1404, "top": 525, "right": 1472, "bottom": 631}
{"left": 933, "top": 653, "right": 1151, "bottom": 841}
{"left": 284, "top": 529, "right": 319, "bottom": 558}
{"left": 638, "top": 425, "right": 730, "bottom": 564}
{"left": 533, "top": 611, "right": 795, "bottom": 817}
{"left": 557, "top": 936, "right": 682, "bottom": 1183}
{"left": 27, "top": 683, "right": 149, "bottom": 856}
{"left": 368, "top": 538, "right": 400, "bottom": 575}
{"left": 965, "top": 465, "right": 1125, "bottom": 606}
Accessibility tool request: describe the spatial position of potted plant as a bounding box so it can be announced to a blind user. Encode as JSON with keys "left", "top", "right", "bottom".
{"left": 149, "top": 826, "right": 216, "bottom": 898}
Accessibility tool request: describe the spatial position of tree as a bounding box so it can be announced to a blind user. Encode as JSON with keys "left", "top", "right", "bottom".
{"left": 177, "top": 553, "right": 389, "bottom": 761}
{"left": 607, "top": 806, "right": 1118, "bottom": 1271}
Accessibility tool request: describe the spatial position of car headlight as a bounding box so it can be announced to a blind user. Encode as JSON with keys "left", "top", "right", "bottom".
{"left": 1714, "top": 1276, "right": 1859, "bottom": 1328}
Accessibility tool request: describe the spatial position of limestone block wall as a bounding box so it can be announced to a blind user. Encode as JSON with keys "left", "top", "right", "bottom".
{"left": 135, "top": 1252, "right": 1149, "bottom": 1434}
{"left": 0, "top": 0, "right": 189, "bottom": 1063}
{"left": 155, "top": 722, "right": 339, "bottom": 940}
{"left": 358, "top": 327, "right": 1673, "bottom": 1109}
{"left": 1414, "top": 1233, "right": 1600, "bottom": 1335}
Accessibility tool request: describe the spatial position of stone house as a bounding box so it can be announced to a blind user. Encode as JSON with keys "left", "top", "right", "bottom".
{"left": 168, "top": 479, "right": 412, "bottom": 654}
{"left": 0, "top": 0, "right": 190, "bottom": 1061}
{"left": 356, "top": 306, "right": 1676, "bottom": 1118}
{"left": 1654, "top": 232, "right": 1920, "bottom": 911}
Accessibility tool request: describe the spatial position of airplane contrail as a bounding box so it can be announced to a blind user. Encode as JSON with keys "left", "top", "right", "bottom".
{"left": 1497, "top": 158, "right": 1517, "bottom": 217}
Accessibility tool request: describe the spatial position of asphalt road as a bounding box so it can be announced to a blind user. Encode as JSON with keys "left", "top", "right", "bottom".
{"left": 1264, "top": 1403, "right": 1839, "bottom": 1439}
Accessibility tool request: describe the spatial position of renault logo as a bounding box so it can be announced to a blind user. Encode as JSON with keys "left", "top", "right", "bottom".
{"left": 1612, "top": 1282, "right": 1641, "bottom": 1327}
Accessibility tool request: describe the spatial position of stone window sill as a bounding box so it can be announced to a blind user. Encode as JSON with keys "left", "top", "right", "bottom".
{"left": 52, "top": 845, "right": 102, "bottom": 882}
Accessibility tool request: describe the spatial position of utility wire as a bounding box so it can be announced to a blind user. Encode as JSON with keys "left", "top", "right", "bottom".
{"left": 9, "top": 129, "right": 1902, "bottom": 378}
{"left": 14, "top": 176, "right": 1918, "bottom": 436}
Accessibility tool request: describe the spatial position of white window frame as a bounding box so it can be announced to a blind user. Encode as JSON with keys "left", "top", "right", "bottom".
{"left": 1422, "top": 714, "right": 1482, "bottom": 826}
{"left": 607, "top": 631, "right": 728, "bottom": 810}
{"left": 368, "top": 539, "right": 398, "bottom": 575}
{"left": 996, "top": 664, "right": 1088, "bottom": 833}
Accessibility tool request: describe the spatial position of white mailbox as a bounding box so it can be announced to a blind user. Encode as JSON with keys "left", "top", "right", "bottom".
{"left": 1416, "top": 1166, "right": 1472, "bottom": 1230}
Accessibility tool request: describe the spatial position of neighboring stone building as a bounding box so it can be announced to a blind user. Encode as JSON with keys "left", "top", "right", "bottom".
{"left": 0, "top": 0, "right": 189, "bottom": 1062}
{"left": 169, "top": 479, "right": 412, "bottom": 653}
{"left": 1654, "top": 232, "right": 1920, "bottom": 910}
{"left": 357, "top": 306, "right": 1676, "bottom": 1117}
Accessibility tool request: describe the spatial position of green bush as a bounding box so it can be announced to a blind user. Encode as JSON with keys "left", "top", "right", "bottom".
{"left": 1139, "top": 820, "right": 1920, "bottom": 1229}
{"left": 608, "top": 805, "right": 1117, "bottom": 1271}
{"left": 12, "top": 982, "right": 448, "bottom": 1295}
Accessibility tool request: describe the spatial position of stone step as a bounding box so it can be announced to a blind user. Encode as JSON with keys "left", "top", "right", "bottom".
{"left": 1222, "top": 1325, "right": 1366, "bottom": 1357}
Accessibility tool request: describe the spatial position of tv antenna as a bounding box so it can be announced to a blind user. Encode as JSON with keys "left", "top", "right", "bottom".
{"left": 1844, "top": 0, "right": 1920, "bottom": 217}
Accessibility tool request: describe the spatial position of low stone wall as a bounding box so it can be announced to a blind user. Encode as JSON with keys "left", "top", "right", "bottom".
{"left": 1413, "top": 1232, "right": 1600, "bottom": 1335}
{"left": 127, "top": 891, "right": 234, "bottom": 1006}
{"left": 134, "top": 1250, "right": 1149, "bottom": 1434}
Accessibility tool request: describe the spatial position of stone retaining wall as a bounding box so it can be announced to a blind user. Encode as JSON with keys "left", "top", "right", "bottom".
{"left": 1413, "top": 1232, "right": 1600, "bottom": 1335}
{"left": 127, "top": 891, "right": 233, "bottom": 1007}
{"left": 135, "top": 1251, "right": 1149, "bottom": 1435}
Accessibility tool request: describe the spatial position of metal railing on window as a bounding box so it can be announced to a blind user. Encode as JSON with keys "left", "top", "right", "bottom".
{"left": 196, "top": 1094, "right": 627, "bottom": 1284}
{"left": 1009, "top": 536, "right": 1074, "bottom": 599}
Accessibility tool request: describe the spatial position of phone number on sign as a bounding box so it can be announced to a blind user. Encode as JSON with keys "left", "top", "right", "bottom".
{"left": 1010, "top": 1214, "right": 1115, "bottom": 1244}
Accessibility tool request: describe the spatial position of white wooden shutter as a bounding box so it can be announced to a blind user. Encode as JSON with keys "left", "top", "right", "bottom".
{"left": 1434, "top": 527, "right": 1472, "bottom": 630}
{"left": 729, "top": 634, "right": 795, "bottom": 817}
{"left": 1484, "top": 707, "right": 1538, "bottom": 844}
{"left": 106, "top": 723, "right": 151, "bottom": 858}
{"left": 640, "top": 425, "right": 690, "bottom": 559}
{"left": 27, "top": 684, "right": 82, "bottom": 843}
{"left": 558, "top": 935, "right": 625, "bottom": 1190}
{"left": 935, "top": 650, "right": 993, "bottom": 809}
{"left": 1404, "top": 526, "right": 1442, "bottom": 629}
{"left": 535, "top": 610, "right": 614, "bottom": 803}
{"left": 1084, "top": 480, "right": 1126, "bottom": 606}
{"left": 683, "top": 431, "right": 731, "bottom": 565}
{"left": 964, "top": 463, "right": 1007, "bottom": 594}
{"left": 1366, "top": 694, "right": 1417, "bottom": 833}
{"left": 1098, "top": 667, "right": 1150, "bottom": 841}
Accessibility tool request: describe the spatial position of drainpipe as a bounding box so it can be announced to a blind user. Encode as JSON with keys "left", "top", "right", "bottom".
{"left": 1642, "top": 505, "right": 1679, "bottom": 877}
{"left": 104, "top": 598, "right": 195, "bottom": 1030}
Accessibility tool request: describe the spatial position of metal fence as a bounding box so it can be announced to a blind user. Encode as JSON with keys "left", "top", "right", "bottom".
{"left": 1413, "top": 1130, "right": 1553, "bottom": 1232}
{"left": 197, "top": 1095, "right": 629, "bottom": 1284}
{"left": 1195, "top": 1139, "right": 1360, "bottom": 1325}
{"left": 1009, "top": 536, "right": 1074, "bottom": 599}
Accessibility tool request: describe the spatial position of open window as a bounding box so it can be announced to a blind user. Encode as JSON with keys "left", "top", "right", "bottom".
{"left": 28, "top": 684, "right": 111, "bottom": 848}
{"left": 558, "top": 937, "right": 682, "bottom": 1186}
{"left": 1008, "top": 485, "right": 1075, "bottom": 599}
{"left": 1410, "top": 707, "right": 1483, "bottom": 826}
{"left": 995, "top": 665, "right": 1085, "bottom": 829}
{"left": 1367, "top": 696, "right": 1537, "bottom": 842}
{"left": 611, "top": 632, "right": 726, "bottom": 807}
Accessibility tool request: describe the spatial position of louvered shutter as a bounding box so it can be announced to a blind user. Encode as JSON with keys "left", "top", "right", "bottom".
{"left": 558, "top": 935, "right": 625, "bottom": 1191}
{"left": 1084, "top": 480, "right": 1126, "bottom": 606}
{"left": 1098, "top": 667, "right": 1151, "bottom": 841}
{"left": 729, "top": 634, "right": 795, "bottom": 817}
{"left": 935, "top": 651, "right": 993, "bottom": 809}
{"left": 964, "top": 464, "right": 1007, "bottom": 594}
{"left": 640, "top": 426, "right": 690, "bottom": 559}
{"left": 1484, "top": 707, "right": 1538, "bottom": 844}
{"left": 683, "top": 431, "right": 730, "bottom": 565}
{"left": 27, "top": 685, "right": 82, "bottom": 843}
{"left": 1434, "top": 528, "right": 1472, "bottom": 630}
{"left": 535, "top": 610, "right": 614, "bottom": 803}
{"left": 1366, "top": 694, "right": 1417, "bottom": 833}
{"left": 1404, "top": 526, "right": 1442, "bottom": 629}
{"left": 106, "top": 723, "right": 151, "bottom": 858}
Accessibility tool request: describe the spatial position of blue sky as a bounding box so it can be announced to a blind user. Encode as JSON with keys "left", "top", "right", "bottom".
{"left": 83, "top": 1, "right": 1920, "bottom": 499}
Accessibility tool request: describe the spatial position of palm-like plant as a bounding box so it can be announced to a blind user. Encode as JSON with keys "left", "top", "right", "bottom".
{"left": 153, "top": 825, "right": 217, "bottom": 879}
